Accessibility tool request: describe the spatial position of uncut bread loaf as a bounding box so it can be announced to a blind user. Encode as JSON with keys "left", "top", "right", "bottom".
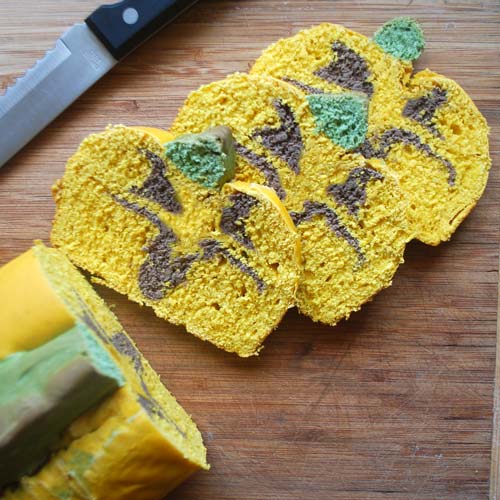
{"left": 0, "top": 242, "right": 208, "bottom": 500}
{"left": 51, "top": 126, "right": 300, "bottom": 357}
{"left": 251, "top": 19, "right": 491, "bottom": 245}
{"left": 169, "top": 73, "right": 410, "bottom": 325}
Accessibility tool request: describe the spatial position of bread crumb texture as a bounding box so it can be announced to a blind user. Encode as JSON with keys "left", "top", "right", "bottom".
{"left": 51, "top": 127, "right": 300, "bottom": 357}
{"left": 2, "top": 242, "right": 208, "bottom": 500}
{"left": 170, "top": 73, "right": 411, "bottom": 325}
{"left": 251, "top": 21, "right": 490, "bottom": 245}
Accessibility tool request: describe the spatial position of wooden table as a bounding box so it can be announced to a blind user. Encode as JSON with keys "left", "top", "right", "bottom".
{"left": 0, "top": 1, "right": 499, "bottom": 498}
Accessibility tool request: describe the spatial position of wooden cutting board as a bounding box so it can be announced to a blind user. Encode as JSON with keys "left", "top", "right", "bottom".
{"left": 0, "top": 1, "right": 499, "bottom": 498}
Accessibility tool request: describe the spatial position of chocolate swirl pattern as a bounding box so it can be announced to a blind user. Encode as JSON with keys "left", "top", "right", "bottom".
{"left": 52, "top": 126, "right": 299, "bottom": 356}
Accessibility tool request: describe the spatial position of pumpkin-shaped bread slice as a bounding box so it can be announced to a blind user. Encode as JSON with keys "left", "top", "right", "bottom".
{"left": 51, "top": 126, "right": 300, "bottom": 357}
{"left": 170, "top": 73, "right": 410, "bottom": 325}
{"left": 251, "top": 20, "right": 490, "bottom": 244}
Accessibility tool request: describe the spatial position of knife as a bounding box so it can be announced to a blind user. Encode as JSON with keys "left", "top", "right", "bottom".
{"left": 0, "top": 0, "right": 198, "bottom": 168}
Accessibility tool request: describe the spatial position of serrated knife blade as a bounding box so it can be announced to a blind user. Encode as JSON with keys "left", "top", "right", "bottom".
{"left": 0, "top": 0, "right": 198, "bottom": 168}
{"left": 0, "top": 24, "right": 116, "bottom": 167}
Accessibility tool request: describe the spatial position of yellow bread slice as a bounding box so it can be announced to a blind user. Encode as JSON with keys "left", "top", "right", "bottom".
{"left": 51, "top": 126, "right": 300, "bottom": 356}
{"left": 251, "top": 22, "right": 413, "bottom": 129}
{"left": 169, "top": 73, "right": 411, "bottom": 325}
{"left": 357, "top": 70, "right": 491, "bottom": 245}
{"left": 251, "top": 23, "right": 490, "bottom": 244}
{"left": 1, "top": 242, "right": 208, "bottom": 500}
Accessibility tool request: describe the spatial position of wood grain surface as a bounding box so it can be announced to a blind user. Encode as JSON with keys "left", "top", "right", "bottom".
{"left": 0, "top": 1, "right": 499, "bottom": 499}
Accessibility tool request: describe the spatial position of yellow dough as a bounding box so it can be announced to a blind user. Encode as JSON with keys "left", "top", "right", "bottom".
{"left": 170, "top": 73, "right": 410, "bottom": 325}
{"left": 51, "top": 126, "right": 300, "bottom": 356}
{"left": 251, "top": 22, "right": 491, "bottom": 244}
{"left": 1, "top": 242, "right": 208, "bottom": 500}
{"left": 251, "top": 23, "right": 413, "bottom": 130}
{"left": 358, "top": 69, "right": 491, "bottom": 245}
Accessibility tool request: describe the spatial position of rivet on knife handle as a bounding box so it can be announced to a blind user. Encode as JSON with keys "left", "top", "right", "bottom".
{"left": 85, "top": 0, "right": 199, "bottom": 60}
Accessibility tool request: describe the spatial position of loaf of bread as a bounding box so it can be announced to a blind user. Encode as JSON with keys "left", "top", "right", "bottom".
{"left": 51, "top": 18, "right": 490, "bottom": 333}
{"left": 0, "top": 242, "right": 208, "bottom": 500}
{"left": 251, "top": 19, "right": 490, "bottom": 244}
{"left": 170, "top": 73, "right": 410, "bottom": 325}
{"left": 51, "top": 126, "right": 300, "bottom": 356}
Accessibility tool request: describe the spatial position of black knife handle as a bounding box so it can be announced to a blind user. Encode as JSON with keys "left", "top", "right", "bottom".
{"left": 85, "top": 0, "right": 198, "bottom": 60}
